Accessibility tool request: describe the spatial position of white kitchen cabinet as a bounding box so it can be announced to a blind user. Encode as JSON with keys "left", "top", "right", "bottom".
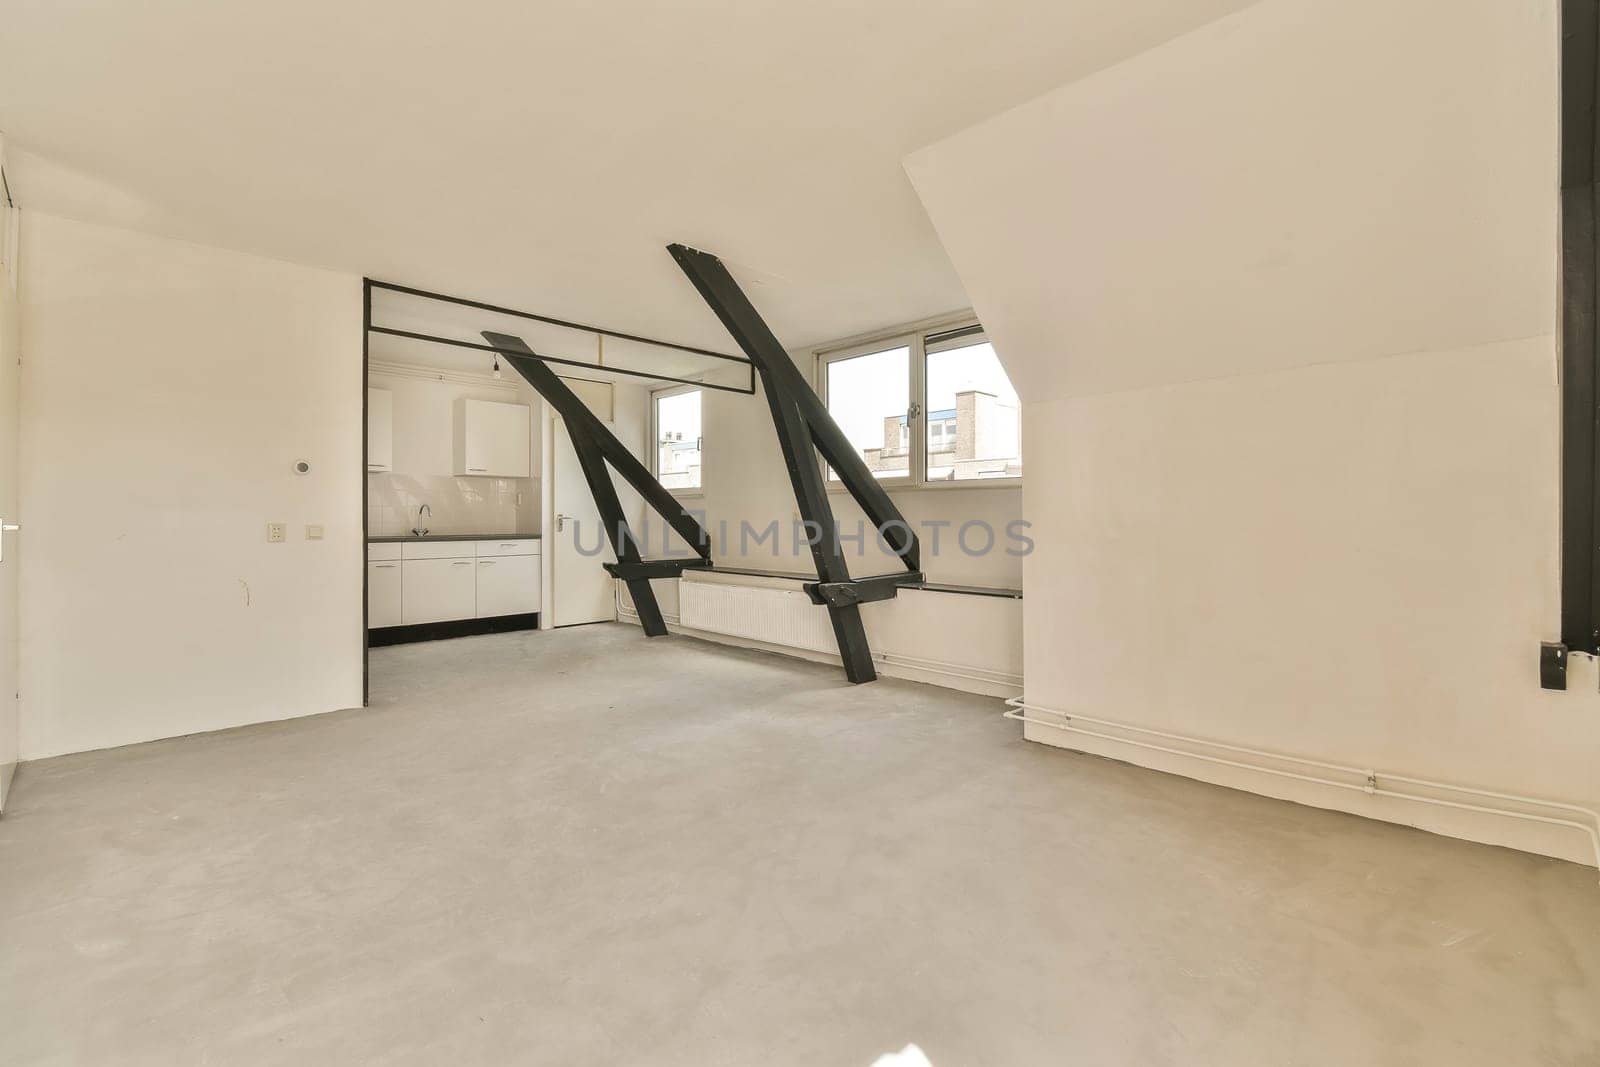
{"left": 367, "top": 560, "right": 403, "bottom": 627}
{"left": 402, "top": 556, "right": 477, "bottom": 624}
{"left": 401, "top": 539, "right": 479, "bottom": 560}
{"left": 475, "top": 538, "right": 540, "bottom": 558}
{"left": 369, "top": 538, "right": 542, "bottom": 631}
{"left": 367, "top": 388, "right": 394, "bottom": 472}
{"left": 453, "top": 398, "right": 530, "bottom": 477}
{"left": 475, "top": 553, "right": 540, "bottom": 618}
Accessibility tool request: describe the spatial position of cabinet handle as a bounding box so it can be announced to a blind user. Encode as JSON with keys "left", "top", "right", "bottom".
{"left": 479, "top": 560, "right": 496, "bottom": 566}
{"left": 468, "top": 467, "right": 487, "bottom": 472}
{"left": 374, "top": 563, "right": 396, "bottom": 569}
{"left": 500, "top": 543, "right": 518, "bottom": 548}
{"left": 452, "top": 561, "right": 471, "bottom": 566}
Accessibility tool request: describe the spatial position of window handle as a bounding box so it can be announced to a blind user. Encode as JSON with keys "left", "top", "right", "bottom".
{"left": 907, "top": 402, "right": 922, "bottom": 420}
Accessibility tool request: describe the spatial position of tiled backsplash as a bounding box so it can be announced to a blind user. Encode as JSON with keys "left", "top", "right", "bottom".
{"left": 368, "top": 473, "right": 538, "bottom": 537}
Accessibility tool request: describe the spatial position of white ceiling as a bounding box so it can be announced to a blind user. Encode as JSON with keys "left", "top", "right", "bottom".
{"left": 0, "top": 0, "right": 1254, "bottom": 354}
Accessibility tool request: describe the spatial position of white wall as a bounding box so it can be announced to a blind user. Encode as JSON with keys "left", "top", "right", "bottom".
{"left": 0, "top": 183, "right": 19, "bottom": 799}
{"left": 19, "top": 212, "right": 363, "bottom": 759}
{"left": 907, "top": 0, "right": 1600, "bottom": 863}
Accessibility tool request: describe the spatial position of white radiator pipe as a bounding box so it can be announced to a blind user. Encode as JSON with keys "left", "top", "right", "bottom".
{"left": 875, "top": 651, "right": 1022, "bottom": 690}
{"left": 1004, "top": 697, "right": 1600, "bottom": 880}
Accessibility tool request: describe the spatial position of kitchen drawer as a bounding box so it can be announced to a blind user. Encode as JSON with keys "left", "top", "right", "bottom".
{"left": 475, "top": 553, "right": 541, "bottom": 617}
{"left": 401, "top": 540, "right": 478, "bottom": 561}
{"left": 475, "top": 538, "right": 541, "bottom": 558}
{"left": 368, "top": 542, "right": 402, "bottom": 562}
{"left": 401, "top": 558, "right": 477, "bottom": 624}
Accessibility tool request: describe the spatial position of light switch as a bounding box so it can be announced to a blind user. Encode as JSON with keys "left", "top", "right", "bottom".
{"left": 305, "top": 524, "right": 324, "bottom": 540}
{"left": 267, "top": 522, "right": 287, "bottom": 543}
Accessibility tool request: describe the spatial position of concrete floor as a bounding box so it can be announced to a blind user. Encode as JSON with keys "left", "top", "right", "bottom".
{"left": 1, "top": 625, "right": 1597, "bottom": 1066}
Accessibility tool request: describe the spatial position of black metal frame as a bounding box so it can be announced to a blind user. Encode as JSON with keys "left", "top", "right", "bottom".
{"left": 667, "top": 244, "right": 923, "bottom": 683}
{"left": 368, "top": 325, "right": 755, "bottom": 396}
{"left": 366, "top": 279, "right": 756, "bottom": 396}
{"left": 362, "top": 279, "right": 371, "bottom": 705}
{"left": 1557, "top": 0, "right": 1600, "bottom": 688}
{"left": 361, "top": 277, "right": 740, "bottom": 698}
{"left": 362, "top": 246, "right": 927, "bottom": 685}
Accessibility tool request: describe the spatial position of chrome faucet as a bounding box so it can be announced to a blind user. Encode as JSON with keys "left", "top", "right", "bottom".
{"left": 412, "top": 504, "right": 431, "bottom": 537}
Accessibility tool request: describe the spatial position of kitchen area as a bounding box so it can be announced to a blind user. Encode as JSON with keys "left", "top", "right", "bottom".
{"left": 365, "top": 357, "right": 544, "bottom": 644}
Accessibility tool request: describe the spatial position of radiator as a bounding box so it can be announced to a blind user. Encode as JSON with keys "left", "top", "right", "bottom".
{"left": 678, "top": 575, "right": 837, "bottom": 654}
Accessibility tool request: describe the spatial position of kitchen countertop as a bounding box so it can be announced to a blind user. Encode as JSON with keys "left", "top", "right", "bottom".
{"left": 369, "top": 533, "right": 542, "bottom": 543}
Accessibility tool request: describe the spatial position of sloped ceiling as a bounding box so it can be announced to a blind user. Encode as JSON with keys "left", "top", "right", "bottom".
{"left": 904, "top": 0, "right": 1554, "bottom": 403}
{"left": 0, "top": 0, "right": 1256, "bottom": 353}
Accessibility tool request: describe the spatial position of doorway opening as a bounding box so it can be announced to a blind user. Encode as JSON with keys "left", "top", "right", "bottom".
{"left": 359, "top": 280, "right": 752, "bottom": 702}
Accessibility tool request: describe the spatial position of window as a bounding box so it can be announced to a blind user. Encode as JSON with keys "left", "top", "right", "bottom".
{"left": 818, "top": 321, "right": 1020, "bottom": 488}
{"left": 924, "top": 329, "right": 1020, "bottom": 482}
{"left": 652, "top": 386, "right": 702, "bottom": 492}
{"left": 822, "top": 344, "right": 911, "bottom": 481}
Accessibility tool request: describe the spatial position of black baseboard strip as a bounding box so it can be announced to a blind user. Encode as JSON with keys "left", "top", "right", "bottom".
{"left": 369, "top": 613, "right": 540, "bottom": 647}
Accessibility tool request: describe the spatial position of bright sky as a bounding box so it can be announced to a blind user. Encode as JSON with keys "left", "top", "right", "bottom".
{"left": 826, "top": 341, "right": 1017, "bottom": 451}
{"left": 657, "top": 389, "right": 701, "bottom": 444}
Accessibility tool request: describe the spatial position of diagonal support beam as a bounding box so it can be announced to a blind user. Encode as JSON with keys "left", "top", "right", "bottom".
{"left": 562, "top": 415, "right": 669, "bottom": 636}
{"left": 667, "top": 243, "right": 926, "bottom": 683}
{"left": 483, "top": 331, "right": 714, "bottom": 638}
{"left": 667, "top": 244, "right": 920, "bottom": 572}
{"left": 485, "top": 332, "right": 712, "bottom": 563}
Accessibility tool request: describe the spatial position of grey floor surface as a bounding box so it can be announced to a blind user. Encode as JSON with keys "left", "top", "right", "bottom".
{"left": 1, "top": 624, "right": 1597, "bottom": 1066}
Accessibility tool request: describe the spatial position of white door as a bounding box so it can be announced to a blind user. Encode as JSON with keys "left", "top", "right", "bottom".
{"left": 552, "top": 416, "right": 615, "bottom": 626}
{"left": 0, "top": 198, "right": 20, "bottom": 809}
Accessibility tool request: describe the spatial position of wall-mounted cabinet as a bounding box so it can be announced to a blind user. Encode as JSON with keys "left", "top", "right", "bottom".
{"left": 453, "top": 398, "right": 530, "bottom": 477}
{"left": 367, "top": 387, "right": 393, "bottom": 472}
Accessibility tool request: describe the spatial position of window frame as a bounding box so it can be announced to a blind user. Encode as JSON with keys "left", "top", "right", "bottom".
{"left": 649, "top": 382, "right": 704, "bottom": 499}
{"left": 817, "top": 333, "right": 921, "bottom": 486}
{"left": 814, "top": 315, "right": 1022, "bottom": 493}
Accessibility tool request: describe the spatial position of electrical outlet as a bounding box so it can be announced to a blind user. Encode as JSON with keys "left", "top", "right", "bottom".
{"left": 305, "top": 524, "right": 324, "bottom": 541}
{"left": 267, "top": 522, "right": 287, "bottom": 543}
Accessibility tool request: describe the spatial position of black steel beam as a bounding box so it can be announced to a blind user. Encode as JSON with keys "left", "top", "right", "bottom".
{"left": 667, "top": 244, "right": 920, "bottom": 572}
{"left": 561, "top": 416, "right": 668, "bottom": 637}
{"left": 667, "top": 243, "right": 931, "bottom": 683}
{"left": 759, "top": 356, "right": 878, "bottom": 682}
{"left": 483, "top": 330, "right": 718, "bottom": 640}
{"left": 605, "top": 559, "right": 714, "bottom": 581}
{"left": 1563, "top": 0, "right": 1600, "bottom": 657}
{"left": 485, "top": 332, "right": 713, "bottom": 562}
{"left": 804, "top": 571, "right": 926, "bottom": 609}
